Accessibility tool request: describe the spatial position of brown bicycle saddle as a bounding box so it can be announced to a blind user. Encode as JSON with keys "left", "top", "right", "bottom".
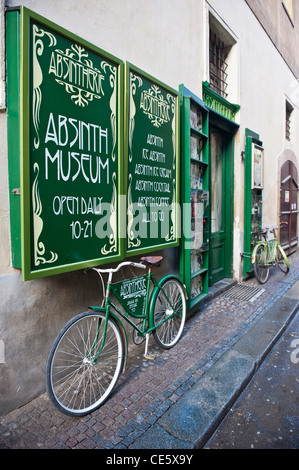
{"left": 140, "top": 256, "right": 163, "bottom": 266}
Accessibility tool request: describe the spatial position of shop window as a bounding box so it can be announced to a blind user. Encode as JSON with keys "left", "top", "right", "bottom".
{"left": 209, "top": 30, "right": 228, "bottom": 99}
{"left": 209, "top": 13, "right": 237, "bottom": 100}
{"left": 286, "top": 101, "right": 293, "bottom": 141}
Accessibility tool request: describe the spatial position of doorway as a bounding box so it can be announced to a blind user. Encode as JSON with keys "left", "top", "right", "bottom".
{"left": 209, "top": 127, "right": 233, "bottom": 285}
{"left": 280, "top": 160, "right": 298, "bottom": 255}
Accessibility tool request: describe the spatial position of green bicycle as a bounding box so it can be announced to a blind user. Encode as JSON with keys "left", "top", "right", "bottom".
{"left": 46, "top": 256, "right": 187, "bottom": 416}
{"left": 251, "top": 224, "right": 290, "bottom": 284}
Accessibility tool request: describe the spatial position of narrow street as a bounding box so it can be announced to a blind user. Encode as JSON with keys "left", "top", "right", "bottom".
{"left": 205, "top": 311, "right": 299, "bottom": 449}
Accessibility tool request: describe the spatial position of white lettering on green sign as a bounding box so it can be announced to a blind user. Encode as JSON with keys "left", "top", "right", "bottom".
{"left": 140, "top": 85, "right": 171, "bottom": 127}
{"left": 120, "top": 277, "right": 147, "bottom": 299}
{"left": 203, "top": 92, "right": 236, "bottom": 122}
{"left": 44, "top": 112, "right": 109, "bottom": 183}
{"left": 48, "top": 43, "right": 105, "bottom": 107}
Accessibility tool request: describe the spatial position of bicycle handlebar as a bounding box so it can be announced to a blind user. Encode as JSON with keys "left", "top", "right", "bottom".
{"left": 90, "top": 261, "right": 146, "bottom": 274}
{"left": 259, "top": 222, "right": 288, "bottom": 241}
{"left": 262, "top": 221, "right": 288, "bottom": 233}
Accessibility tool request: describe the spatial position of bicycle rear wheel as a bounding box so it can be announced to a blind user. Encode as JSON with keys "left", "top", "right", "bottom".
{"left": 152, "top": 278, "right": 186, "bottom": 349}
{"left": 253, "top": 244, "right": 270, "bottom": 284}
{"left": 276, "top": 245, "right": 289, "bottom": 274}
{"left": 46, "top": 311, "right": 124, "bottom": 416}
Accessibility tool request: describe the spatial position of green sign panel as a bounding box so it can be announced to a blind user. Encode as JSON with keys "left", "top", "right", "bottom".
{"left": 20, "top": 8, "right": 123, "bottom": 279}
{"left": 125, "top": 63, "right": 180, "bottom": 255}
{"left": 202, "top": 81, "right": 240, "bottom": 123}
{"left": 111, "top": 275, "right": 148, "bottom": 317}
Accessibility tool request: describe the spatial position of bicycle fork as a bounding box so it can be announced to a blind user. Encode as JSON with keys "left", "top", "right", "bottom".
{"left": 87, "top": 273, "right": 114, "bottom": 364}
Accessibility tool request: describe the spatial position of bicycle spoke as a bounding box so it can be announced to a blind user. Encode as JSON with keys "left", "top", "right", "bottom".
{"left": 153, "top": 279, "right": 186, "bottom": 349}
{"left": 47, "top": 312, "right": 124, "bottom": 416}
{"left": 254, "top": 244, "right": 269, "bottom": 284}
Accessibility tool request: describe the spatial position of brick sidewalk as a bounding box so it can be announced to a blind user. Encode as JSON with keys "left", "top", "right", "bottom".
{"left": 1, "top": 251, "right": 299, "bottom": 449}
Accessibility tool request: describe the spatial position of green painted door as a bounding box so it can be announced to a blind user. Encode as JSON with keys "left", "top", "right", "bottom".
{"left": 209, "top": 128, "right": 233, "bottom": 285}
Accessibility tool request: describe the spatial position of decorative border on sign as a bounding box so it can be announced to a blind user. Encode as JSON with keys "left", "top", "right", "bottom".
{"left": 32, "top": 163, "right": 58, "bottom": 266}
{"left": 32, "top": 24, "right": 56, "bottom": 150}
{"left": 101, "top": 172, "right": 118, "bottom": 255}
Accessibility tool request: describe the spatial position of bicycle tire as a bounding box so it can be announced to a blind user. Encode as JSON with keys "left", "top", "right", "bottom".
{"left": 46, "top": 311, "right": 124, "bottom": 416}
{"left": 132, "top": 319, "right": 145, "bottom": 345}
{"left": 152, "top": 278, "right": 186, "bottom": 349}
{"left": 253, "top": 244, "right": 269, "bottom": 284}
{"left": 276, "top": 245, "right": 290, "bottom": 274}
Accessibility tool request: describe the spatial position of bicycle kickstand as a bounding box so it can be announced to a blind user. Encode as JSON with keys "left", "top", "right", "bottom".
{"left": 144, "top": 333, "right": 154, "bottom": 360}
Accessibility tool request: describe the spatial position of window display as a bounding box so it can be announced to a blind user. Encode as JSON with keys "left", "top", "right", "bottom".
{"left": 179, "top": 84, "right": 209, "bottom": 308}
{"left": 190, "top": 104, "right": 203, "bottom": 131}
{"left": 190, "top": 135, "right": 203, "bottom": 161}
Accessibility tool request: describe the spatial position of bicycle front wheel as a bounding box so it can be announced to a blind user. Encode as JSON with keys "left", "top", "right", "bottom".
{"left": 276, "top": 245, "right": 289, "bottom": 274}
{"left": 253, "top": 244, "right": 269, "bottom": 284}
{"left": 152, "top": 278, "right": 186, "bottom": 349}
{"left": 46, "top": 311, "right": 124, "bottom": 416}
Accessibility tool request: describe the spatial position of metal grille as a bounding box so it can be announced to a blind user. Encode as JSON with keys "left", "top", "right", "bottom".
{"left": 286, "top": 104, "right": 292, "bottom": 141}
{"left": 222, "top": 284, "right": 265, "bottom": 302}
{"left": 209, "top": 30, "right": 228, "bottom": 99}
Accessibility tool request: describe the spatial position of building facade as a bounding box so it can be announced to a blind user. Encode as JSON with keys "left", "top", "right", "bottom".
{"left": 0, "top": 0, "right": 298, "bottom": 413}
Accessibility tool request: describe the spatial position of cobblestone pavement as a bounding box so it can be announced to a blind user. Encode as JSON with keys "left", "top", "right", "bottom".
{"left": 1, "top": 251, "right": 299, "bottom": 449}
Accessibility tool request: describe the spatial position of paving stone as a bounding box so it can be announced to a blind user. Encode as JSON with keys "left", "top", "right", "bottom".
{"left": 0, "top": 251, "right": 298, "bottom": 449}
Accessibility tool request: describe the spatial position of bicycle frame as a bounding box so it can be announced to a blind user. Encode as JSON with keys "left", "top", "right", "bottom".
{"left": 251, "top": 227, "right": 290, "bottom": 269}
{"left": 251, "top": 239, "right": 278, "bottom": 266}
{"left": 89, "top": 265, "right": 185, "bottom": 364}
{"left": 46, "top": 258, "right": 188, "bottom": 416}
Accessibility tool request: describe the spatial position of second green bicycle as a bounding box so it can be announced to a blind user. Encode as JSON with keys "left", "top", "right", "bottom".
{"left": 252, "top": 224, "right": 290, "bottom": 284}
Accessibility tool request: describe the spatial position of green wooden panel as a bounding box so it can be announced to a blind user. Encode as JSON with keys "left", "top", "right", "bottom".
{"left": 243, "top": 134, "right": 254, "bottom": 276}
{"left": 210, "top": 233, "right": 225, "bottom": 282}
{"left": 6, "top": 10, "right": 22, "bottom": 268}
{"left": 243, "top": 129, "right": 263, "bottom": 277}
{"left": 110, "top": 274, "right": 148, "bottom": 318}
{"left": 209, "top": 128, "right": 234, "bottom": 285}
{"left": 18, "top": 7, "right": 124, "bottom": 280}
{"left": 202, "top": 81, "right": 240, "bottom": 123}
{"left": 124, "top": 62, "right": 180, "bottom": 255}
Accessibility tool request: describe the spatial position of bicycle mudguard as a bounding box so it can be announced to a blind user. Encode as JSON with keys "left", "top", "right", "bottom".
{"left": 157, "top": 274, "right": 188, "bottom": 299}
{"left": 148, "top": 275, "right": 187, "bottom": 330}
{"left": 278, "top": 244, "right": 290, "bottom": 268}
{"left": 251, "top": 243, "right": 266, "bottom": 264}
{"left": 88, "top": 306, "right": 128, "bottom": 373}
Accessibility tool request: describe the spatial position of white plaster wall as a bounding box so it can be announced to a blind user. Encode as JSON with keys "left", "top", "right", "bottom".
{"left": 0, "top": 0, "right": 11, "bottom": 275}
{"left": 208, "top": 0, "right": 299, "bottom": 279}
{"left": 6, "top": 0, "right": 206, "bottom": 95}
{"left": 0, "top": 113, "right": 12, "bottom": 276}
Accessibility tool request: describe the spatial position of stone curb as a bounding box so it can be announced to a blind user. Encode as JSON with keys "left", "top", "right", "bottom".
{"left": 129, "top": 281, "right": 299, "bottom": 449}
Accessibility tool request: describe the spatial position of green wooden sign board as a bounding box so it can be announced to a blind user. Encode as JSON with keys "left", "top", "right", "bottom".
{"left": 111, "top": 275, "right": 148, "bottom": 317}
{"left": 124, "top": 63, "right": 180, "bottom": 255}
{"left": 19, "top": 8, "right": 123, "bottom": 280}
